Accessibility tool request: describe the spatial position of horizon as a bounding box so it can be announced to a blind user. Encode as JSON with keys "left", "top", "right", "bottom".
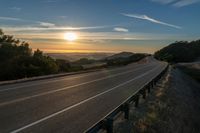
{"left": 0, "top": 0, "right": 200, "bottom": 53}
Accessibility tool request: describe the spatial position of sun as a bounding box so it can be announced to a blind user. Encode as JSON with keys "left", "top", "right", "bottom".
{"left": 64, "top": 32, "right": 78, "bottom": 41}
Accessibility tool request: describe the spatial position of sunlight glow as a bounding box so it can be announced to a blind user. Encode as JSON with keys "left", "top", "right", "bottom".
{"left": 64, "top": 32, "right": 78, "bottom": 41}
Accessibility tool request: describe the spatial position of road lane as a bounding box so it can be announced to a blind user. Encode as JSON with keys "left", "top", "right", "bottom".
{"left": 0, "top": 58, "right": 167, "bottom": 133}
{"left": 0, "top": 63, "right": 156, "bottom": 106}
{"left": 0, "top": 61, "right": 155, "bottom": 92}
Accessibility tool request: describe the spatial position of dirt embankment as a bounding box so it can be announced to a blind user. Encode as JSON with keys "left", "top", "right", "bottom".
{"left": 114, "top": 66, "right": 200, "bottom": 133}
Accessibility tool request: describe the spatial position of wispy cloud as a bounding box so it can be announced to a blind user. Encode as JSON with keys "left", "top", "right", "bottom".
{"left": 0, "top": 16, "right": 56, "bottom": 28}
{"left": 10, "top": 7, "right": 21, "bottom": 11}
{"left": 43, "top": 0, "right": 58, "bottom": 3}
{"left": 58, "top": 16, "right": 67, "bottom": 19}
{"left": 173, "top": 0, "right": 200, "bottom": 7}
{"left": 37, "top": 22, "right": 55, "bottom": 27}
{"left": 151, "top": 0, "right": 176, "bottom": 4}
{"left": 0, "top": 16, "right": 113, "bottom": 31}
{"left": 1, "top": 25, "right": 111, "bottom": 32}
{"left": 42, "top": 0, "right": 66, "bottom": 3}
{"left": 0, "top": 16, "right": 22, "bottom": 21}
{"left": 150, "top": 0, "right": 200, "bottom": 7}
{"left": 121, "top": 13, "right": 181, "bottom": 29}
{"left": 113, "top": 27, "right": 129, "bottom": 32}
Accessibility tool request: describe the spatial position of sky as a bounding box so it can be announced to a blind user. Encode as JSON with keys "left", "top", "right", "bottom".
{"left": 0, "top": 0, "right": 200, "bottom": 53}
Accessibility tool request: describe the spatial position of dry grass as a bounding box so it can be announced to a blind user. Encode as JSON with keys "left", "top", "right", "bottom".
{"left": 114, "top": 66, "right": 200, "bottom": 133}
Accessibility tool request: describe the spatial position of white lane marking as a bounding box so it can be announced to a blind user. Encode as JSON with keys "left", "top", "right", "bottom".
{"left": 10, "top": 65, "right": 161, "bottom": 133}
{"left": 0, "top": 64, "right": 154, "bottom": 107}
{"left": 0, "top": 63, "right": 151, "bottom": 92}
{"left": 0, "top": 73, "right": 94, "bottom": 92}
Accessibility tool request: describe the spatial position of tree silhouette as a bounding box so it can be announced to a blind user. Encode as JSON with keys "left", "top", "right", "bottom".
{"left": 154, "top": 40, "right": 200, "bottom": 63}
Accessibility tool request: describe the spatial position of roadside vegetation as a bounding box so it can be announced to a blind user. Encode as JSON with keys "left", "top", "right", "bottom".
{"left": 177, "top": 65, "right": 200, "bottom": 82}
{"left": 154, "top": 40, "right": 200, "bottom": 63}
{"left": 105, "top": 52, "right": 147, "bottom": 66}
{"left": 0, "top": 29, "right": 146, "bottom": 81}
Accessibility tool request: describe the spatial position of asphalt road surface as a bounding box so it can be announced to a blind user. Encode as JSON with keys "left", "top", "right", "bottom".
{"left": 0, "top": 57, "right": 167, "bottom": 133}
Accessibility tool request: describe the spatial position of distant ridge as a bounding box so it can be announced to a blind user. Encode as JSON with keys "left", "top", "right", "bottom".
{"left": 106, "top": 52, "right": 134, "bottom": 60}
{"left": 46, "top": 53, "right": 114, "bottom": 61}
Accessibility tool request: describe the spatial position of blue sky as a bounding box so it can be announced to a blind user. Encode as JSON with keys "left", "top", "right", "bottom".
{"left": 0, "top": 0, "right": 200, "bottom": 53}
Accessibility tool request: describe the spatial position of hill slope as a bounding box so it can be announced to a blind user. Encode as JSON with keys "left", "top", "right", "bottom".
{"left": 106, "top": 52, "right": 134, "bottom": 60}
{"left": 154, "top": 40, "right": 200, "bottom": 63}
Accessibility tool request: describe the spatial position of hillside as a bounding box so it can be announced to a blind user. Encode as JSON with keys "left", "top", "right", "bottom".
{"left": 154, "top": 40, "right": 200, "bottom": 63}
{"left": 105, "top": 52, "right": 147, "bottom": 66}
{"left": 106, "top": 52, "right": 134, "bottom": 60}
{"left": 46, "top": 53, "right": 113, "bottom": 61}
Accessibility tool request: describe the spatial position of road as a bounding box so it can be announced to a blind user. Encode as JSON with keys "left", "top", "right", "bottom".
{"left": 0, "top": 57, "right": 167, "bottom": 133}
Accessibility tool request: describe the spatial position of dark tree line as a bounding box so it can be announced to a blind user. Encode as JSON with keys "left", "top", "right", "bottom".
{"left": 0, "top": 29, "right": 71, "bottom": 81}
{"left": 154, "top": 40, "right": 200, "bottom": 63}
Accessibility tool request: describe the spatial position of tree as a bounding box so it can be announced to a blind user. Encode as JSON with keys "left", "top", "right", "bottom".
{"left": 154, "top": 40, "right": 200, "bottom": 63}
{"left": 56, "top": 59, "right": 71, "bottom": 72}
{"left": 0, "top": 29, "right": 59, "bottom": 80}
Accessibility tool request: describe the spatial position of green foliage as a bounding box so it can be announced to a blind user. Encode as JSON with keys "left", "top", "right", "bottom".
{"left": 0, "top": 29, "right": 59, "bottom": 80}
{"left": 56, "top": 59, "right": 71, "bottom": 72}
{"left": 74, "top": 58, "right": 96, "bottom": 65}
{"left": 106, "top": 53, "right": 146, "bottom": 66}
{"left": 154, "top": 40, "right": 200, "bottom": 63}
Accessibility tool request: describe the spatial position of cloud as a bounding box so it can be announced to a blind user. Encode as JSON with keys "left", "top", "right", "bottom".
{"left": 0, "top": 15, "right": 114, "bottom": 31}
{"left": 58, "top": 16, "right": 67, "bottom": 19}
{"left": 10, "top": 7, "right": 21, "bottom": 11}
{"left": 0, "top": 16, "right": 56, "bottom": 28}
{"left": 173, "top": 0, "right": 200, "bottom": 7}
{"left": 150, "top": 0, "right": 200, "bottom": 7}
{"left": 151, "top": 0, "right": 176, "bottom": 4}
{"left": 42, "top": 0, "right": 66, "bottom": 3}
{"left": 0, "top": 16, "right": 22, "bottom": 21}
{"left": 113, "top": 27, "right": 129, "bottom": 32}
{"left": 37, "top": 22, "right": 55, "bottom": 27}
{"left": 121, "top": 13, "right": 181, "bottom": 29}
{"left": 1, "top": 25, "right": 111, "bottom": 32}
{"left": 43, "top": 0, "right": 58, "bottom": 3}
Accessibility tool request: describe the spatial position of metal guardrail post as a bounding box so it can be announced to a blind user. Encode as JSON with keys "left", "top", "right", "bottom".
{"left": 147, "top": 84, "right": 151, "bottom": 93}
{"left": 135, "top": 94, "right": 139, "bottom": 107}
{"left": 141, "top": 89, "right": 146, "bottom": 99}
{"left": 104, "top": 117, "right": 114, "bottom": 133}
{"left": 151, "top": 81, "right": 154, "bottom": 88}
{"left": 123, "top": 103, "right": 130, "bottom": 119}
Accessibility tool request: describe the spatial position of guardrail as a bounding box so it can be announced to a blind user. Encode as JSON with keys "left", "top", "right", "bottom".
{"left": 85, "top": 64, "right": 169, "bottom": 133}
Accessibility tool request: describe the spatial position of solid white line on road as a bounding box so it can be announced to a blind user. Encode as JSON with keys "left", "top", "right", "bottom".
{"left": 10, "top": 65, "right": 161, "bottom": 133}
{"left": 0, "top": 63, "right": 153, "bottom": 92}
{"left": 0, "top": 64, "right": 155, "bottom": 107}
